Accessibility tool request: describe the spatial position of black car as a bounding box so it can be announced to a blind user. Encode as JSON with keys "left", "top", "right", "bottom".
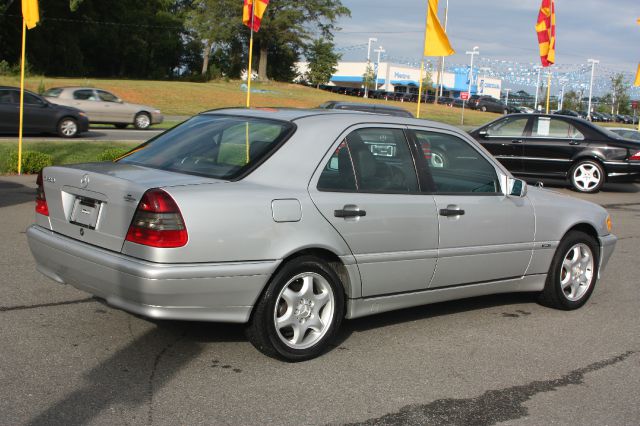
{"left": 0, "top": 86, "right": 88, "bottom": 138}
{"left": 317, "top": 101, "right": 414, "bottom": 117}
{"left": 471, "top": 95, "right": 509, "bottom": 114}
{"left": 469, "top": 113, "right": 640, "bottom": 193}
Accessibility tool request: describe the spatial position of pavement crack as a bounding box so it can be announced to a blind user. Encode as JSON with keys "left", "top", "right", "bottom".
{"left": 343, "top": 350, "right": 637, "bottom": 426}
{"left": 147, "top": 331, "right": 186, "bottom": 426}
{"left": 0, "top": 297, "right": 96, "bottom": 312}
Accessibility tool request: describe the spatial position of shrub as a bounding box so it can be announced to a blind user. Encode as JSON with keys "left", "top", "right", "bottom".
{"left": 37, "top": 79, "right": 46, "bottom": 95}
{"left": 7, "top": 151, "right": 53, "bottom": 174}
{"left": 98, "top": 147, "right": 130, "bottom": 162}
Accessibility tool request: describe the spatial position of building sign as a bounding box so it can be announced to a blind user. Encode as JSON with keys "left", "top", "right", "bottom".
{"left": 393, "top": 72, "right": 411, "bottom": 80}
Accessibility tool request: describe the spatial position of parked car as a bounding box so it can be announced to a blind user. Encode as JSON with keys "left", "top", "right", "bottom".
{"left": 318, "top": 101, "right": 414, "bottom": 117}
{"left": 44, "top": 87, "right": 163, "bottom": 129}
{"left": 469, "top": 113, "right": 640, "bottom": 193}
{"left": 608, "top": 127, "right": 640, "bottom": 141}
{"left": 437, "top": 96, "right": 454, "bottom": 106}
{"left": 0, "top": 86, "right": 88, "bottom": 138}
{"left": 471, "top": 95, "right": 509, "bottom": 114}
{"left": 590, "top": 111, "right": 605, "bottom": 122}
{"left": 28, "top": 108, "right": 616, "bottom": 361}
{"left": 514, "top": 106, "right": 535, "bottom": 114}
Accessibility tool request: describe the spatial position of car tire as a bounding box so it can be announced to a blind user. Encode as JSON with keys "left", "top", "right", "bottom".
{"left": 134, "top": 112, "right": 151, "bottom": 130}
{"left": 114, "top": 123, "right": 128, "bottom": 129}
{"left": 246, "top": 255, "right": 345, "bottom": 362}
{"left": 481, "top": 106, "right": 487, "bottom": 112}
{"left": 430, "top": 149, "right": 449, "bottom": 169}
{"left": 57, "top": 117, "right": 78, "bottom": 138}
{"left": 538, "top": 230, "right": 599, "bottom": 310}
{"left": 569, "top": 160, "right": 605, "bottom": 193}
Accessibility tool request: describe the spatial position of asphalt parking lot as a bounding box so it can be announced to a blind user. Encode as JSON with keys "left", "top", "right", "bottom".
{"left": 1, "top": 175, "right": 639, "bottom": 425}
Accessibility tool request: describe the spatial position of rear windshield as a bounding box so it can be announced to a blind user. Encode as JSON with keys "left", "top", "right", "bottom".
{"left": 118, "top": 114, "right": 295, "bottom": 180}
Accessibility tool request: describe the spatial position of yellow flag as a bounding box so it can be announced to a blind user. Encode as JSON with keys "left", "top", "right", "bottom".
{"left": 635, "top": 64, "right": 640, "bottom": 87}
{"left": 423, "top": 0, "right": 455, "bottom": 56}
{"left": 22, "top": 0, "right": 39, "bottom": 29}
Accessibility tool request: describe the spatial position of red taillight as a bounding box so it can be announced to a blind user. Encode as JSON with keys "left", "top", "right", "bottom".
{"left": 35, "top": 170, "right": 49, "bottom": 216}
{"left": 125, "top": 189, "right": 188, "bottom": 248}
{"left": 629, "top": 151, "right": 640, "bottom": 161}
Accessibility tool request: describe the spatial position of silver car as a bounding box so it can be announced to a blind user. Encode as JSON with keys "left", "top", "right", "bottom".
{"left": 44, "top": 87, "right": 163, "bottom": 129}
{"left": 27, "top": 109, "right": 617, "bottom": 361}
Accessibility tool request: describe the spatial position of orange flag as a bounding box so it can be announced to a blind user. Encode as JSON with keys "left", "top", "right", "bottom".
{"left": 22, "top": 0, "right": 39, "bottom": 29}
{"left": 423, "top": 0, "right": 454, "bottom": 57}
{"left": 242, "top": 0, "right": 269, "bottom": 32}
{"left": 535, "top": 0, "right": 556, "bottom": 67}
{"left": 634, "top": 64, "right": 640, "bottom": 87}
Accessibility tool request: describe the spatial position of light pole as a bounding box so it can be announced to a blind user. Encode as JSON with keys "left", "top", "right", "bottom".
{"left": 437, "top": 0, "right": 450, "bottom": 99}
{"left": 374, "top": 46, "right": 385, "bottom": 90}
{"left": 558, "top": 83, "right": 565, "bottom": 110}
{"left": 504, "top": 88, "right": 511, "bottom": 106}
{"left": 462, "top": 46, "right": 479, "bottom": 125}
{"left": 587, "top": 58, "right": 599, "bottom": 120}
{"left": 364, "top": 37, "right": 378, "bottom": 98}
{"left": 533, "top": 66, "right": 542, "bottom": 110}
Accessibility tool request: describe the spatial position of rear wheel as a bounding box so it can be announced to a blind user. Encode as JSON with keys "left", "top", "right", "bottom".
{"left": 481, "top": 105, "right": 487, "bottom": 112}
{"left": 246, "top": 256, "right": 344, "bottom": 362}
{"left": 538, "top": 231, "right": 599, "bottom": 310}
{"left": 569, "top": 160, "right": 604, "bottom": 193}
{"left": 134, "top": 112, "right": 151, "bottom": 130}
{"left": 57, "top": 117, "right": 78, "bottom": 138}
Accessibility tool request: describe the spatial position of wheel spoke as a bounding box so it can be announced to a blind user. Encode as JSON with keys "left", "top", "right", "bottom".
{"left": 291, "top": 322, "right": 306, "bottom": 345}
{"left": 281, "top": 288, "right": 297, "bottom": 307}
{"left": 276, "top": 309, "right": 295, "bottom": 329}
{"left": 313, "top": 290, "right": 330, "bottom": 310}
{"left": 306, "top": 315, "right": 324, "bottom": 333}
{"left": 299, "top": 275, "right": 314, "bottom": 299}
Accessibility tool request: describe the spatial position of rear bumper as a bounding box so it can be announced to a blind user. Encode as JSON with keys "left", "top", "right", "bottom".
{"left": 151, "top": 112, "right": 164, "bottom": 125}
{"left": 27, "top": 225, "right": 278, "bottom": 323}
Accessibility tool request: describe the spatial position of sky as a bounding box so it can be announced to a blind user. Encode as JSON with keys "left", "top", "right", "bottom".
{"left": 332, "top": 0, "right": 640, "bottom": 95}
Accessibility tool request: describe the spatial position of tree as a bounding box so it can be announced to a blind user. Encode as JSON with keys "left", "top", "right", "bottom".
{"left": 254, "top": 0, "right": 350, "bottom": 80}
{"left": 305, "top": 39, "right": 340, "bottom": 88}
{"left": 362, "top": 64, "right": 375, "bottom": 92}
{"left": 185, "top": 0, "right": 243, "bottom": 76}
{"left": 562, "top": 90, "right": 580, "bottom": 111}
{"left": 610, "top": 73, "right": 631, "bottom": 115}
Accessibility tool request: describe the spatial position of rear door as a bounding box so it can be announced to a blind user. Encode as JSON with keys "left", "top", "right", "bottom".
{"left": 521, "top": 116, "right": 585, "bottom": 177}
{"left": 71, "top": 89, "right": 103, "bottom": 121}
{"left": 309, "top": 125, "right": 439, "bottom": 297}
{"left": 474, "top": 115, "right": 531, "bottom": 173}
{"left": 0, "top": 89, "right": 18, "bottom": 132}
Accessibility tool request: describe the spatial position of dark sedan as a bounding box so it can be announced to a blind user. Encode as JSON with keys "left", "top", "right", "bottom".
{"left": 469, "top": 114, "right": 640, "bottom": 193}
{"left": 0, "top": 86, "right": 88, "bottom": 138}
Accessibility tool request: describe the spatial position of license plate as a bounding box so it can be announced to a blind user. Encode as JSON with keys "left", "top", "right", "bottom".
{"left": 70, "top": 197, "right": 101, "bottom": 229}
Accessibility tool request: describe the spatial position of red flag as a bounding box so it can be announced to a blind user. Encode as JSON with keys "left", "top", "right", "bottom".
{"left": 535, "top": 0, "right": 556, "bottom": 67}
{"left": 243, "top": 0, "right": 269, "bottom": 32}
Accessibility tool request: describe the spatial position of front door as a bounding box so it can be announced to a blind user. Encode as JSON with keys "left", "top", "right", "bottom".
{"left": 409, "top": 128, "right": 535, "bottom": 288}
{"left": 309, "top": 126, "right": 439, "bottom": 297}
{"left": 521, "top": 115, "right": 586, "bottom": 178}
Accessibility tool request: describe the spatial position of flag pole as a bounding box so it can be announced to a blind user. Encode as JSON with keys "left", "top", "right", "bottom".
{"left": 416, "top": 2, "right": 429, "bottom": 118}
{"left": 18, "top": 18, "right": 27, "bottom": 175}
{"left": 545, "top": 70, "right": 551, "bottom": 114}
{"left": 246, "top": 2, "right": 255, "bottom": 108}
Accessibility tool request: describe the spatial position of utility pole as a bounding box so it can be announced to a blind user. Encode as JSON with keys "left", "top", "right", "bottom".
{"left": 587, "top": 58, "right": 599, "bottom": 121}
{"left": 364, "top": 37, "right": 378, "bottom": 98}
{"left": 436, "top": 0, "right": 450, "bottom": 102}
{"left": 504, "top": 88, "right": 511, "bottom": 106}
{"left": 374, "top": 46, "right": 385, "bottom": 91}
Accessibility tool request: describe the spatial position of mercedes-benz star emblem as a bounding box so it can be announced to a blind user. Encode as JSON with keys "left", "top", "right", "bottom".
{"left": 80, "top": 174, "right": 90, "bottom": 188}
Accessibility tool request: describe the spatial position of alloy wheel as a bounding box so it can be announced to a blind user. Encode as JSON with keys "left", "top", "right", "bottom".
{"left": 560, "top": 243, "right": 594, "bottom": 301}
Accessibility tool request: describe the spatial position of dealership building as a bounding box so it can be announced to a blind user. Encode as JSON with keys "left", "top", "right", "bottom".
{"left": 297, "top": 61, "right": 502, "bottom": 99}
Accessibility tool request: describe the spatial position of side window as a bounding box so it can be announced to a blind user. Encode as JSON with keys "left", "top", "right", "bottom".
{"left": 485, "top": 116, "right": 529, "bottom": 137}
{"left": 318, "top": 128, "right": 419, "bottom": 193}
{"left": 0, "top": 90, "right": 14, "bottom": 104}
{"left": 413, "top": 130, "right": 500, "bottom": 194}
{"left": 97, "top": 90, "right": 119, "bottom": 102}
{"left": 532, "top": 117, "right": 584, "bottom": 139}
{"left": 23, "top": 92, "right": 44, "bottom": 105}
{"left": 73, "top": 90, "right": 97, "bottom": 101}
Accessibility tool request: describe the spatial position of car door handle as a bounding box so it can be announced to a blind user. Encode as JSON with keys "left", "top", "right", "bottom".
{"left": 569, "top": 141, "right": 581, "bottom": 145}
{"left": 334, "top": 205, "right": 366, "bottom": 218}
{"left": 439, "top": 208, "right": 465, "bottom": 217}
{"left": 511, "top": 139, "right": 524, "bottom": 144}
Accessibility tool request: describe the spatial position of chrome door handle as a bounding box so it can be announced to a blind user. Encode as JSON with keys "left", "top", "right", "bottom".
{"left": 569, "top": 140, "right": 581, "bottom": 145}
{"left": 334, "top": 205, "right": 366, "bottom": 218}
{"left": 439, "top": 208, "right": 465, "bottom": 217}
{"left": 511, "top": 139, "right": 524, "bottom": 144}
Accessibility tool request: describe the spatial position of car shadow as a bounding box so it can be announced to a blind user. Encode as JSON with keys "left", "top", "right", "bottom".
{"left": 526, "top": 179, "right": 640, "bottom": 194}
{"left": 0, "top": 178, "right": 36, "bottom": 208}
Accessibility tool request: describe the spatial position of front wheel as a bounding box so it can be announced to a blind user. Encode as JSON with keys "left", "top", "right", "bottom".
{"left": 57, "top": 117, "right": 78, "bottom": 138}
{"left": 538, "top": 230, "right": 599, "bottom": 310}
{"left": 134, "top": 112, "right": 151, "bottom": 130}
{"left": 569, "top": 160, "right": 604, "bottom": 193}
{"left": 481, "top": 106, "right": 487, "bottom": 112}
{"left": 246, "top": 256, "right": 345, "bottom": 361}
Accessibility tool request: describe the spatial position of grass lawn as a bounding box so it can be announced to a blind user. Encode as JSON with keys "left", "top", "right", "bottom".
{"left": 0, "top": 76, "right": 495, "bottom": 127}
{"left": 0, "top": 140, "right": 138, "bottom": 174}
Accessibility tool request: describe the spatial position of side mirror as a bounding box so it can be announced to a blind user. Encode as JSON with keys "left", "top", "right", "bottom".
{"left": 507, "top": 177, "right": 527, "bottom": 197}
{"left": 478, "top": 130, "right": 488, "bottom": 138}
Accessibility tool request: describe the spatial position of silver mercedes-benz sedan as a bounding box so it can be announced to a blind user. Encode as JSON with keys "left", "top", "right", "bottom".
{"left": 27, "top": 108, "right": 617, "bottom": 361}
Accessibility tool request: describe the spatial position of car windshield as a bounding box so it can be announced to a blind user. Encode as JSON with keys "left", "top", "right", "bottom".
{"left": 43, "top": 88, "right": 63, "bottom": 98}
{"left": 118, "top": 114, "right": 295, "bottom": 180}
